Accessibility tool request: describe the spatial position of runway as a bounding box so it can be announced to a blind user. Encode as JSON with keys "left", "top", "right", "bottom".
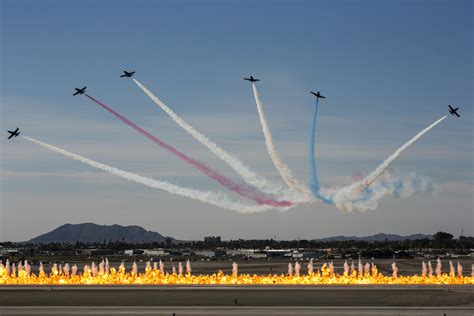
{"left": 1, "top": 285, "right": 473, "bottom": 315}
{"left": 1, "top": 306, "right": 474, "bottom": 315}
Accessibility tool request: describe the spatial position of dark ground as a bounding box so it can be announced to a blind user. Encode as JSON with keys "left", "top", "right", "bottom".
{"left": 0, "top": 285, "right": 473, "bottom": 315}
{"left": 1, "top": 285, "right": 473, "bottom": 307}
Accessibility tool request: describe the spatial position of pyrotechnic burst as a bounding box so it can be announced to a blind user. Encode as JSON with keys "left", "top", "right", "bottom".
{"left": 17, "top": 74, "right": 451, "bottom": 213}
{"left": 1, "top": 259, "right": 472, "bottom": 285}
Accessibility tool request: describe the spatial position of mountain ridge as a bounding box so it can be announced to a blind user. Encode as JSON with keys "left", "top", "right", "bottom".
{"left": 28, "top": 223, "right": 433, "bottom": 243}
{"left": 28, "top": 223, "right": 175, "bottom": 244}
{"left": 317, "top": 233, "right": 432, "bottom": 242}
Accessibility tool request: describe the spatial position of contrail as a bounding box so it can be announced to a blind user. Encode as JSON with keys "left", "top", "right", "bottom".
{"left": 251, "top": 83, "right": 313, "bottom": 199}
{"left": 330, "top": 115, "right": 447, "bottom": 212}
{"left": 132, "top": 78, "right": 297, "bottom": 201}
{"left": 22, "top": 136, "right": 283, "bottom": 213}
{"left": 351, "top": 115, "right": 446, "bottom": 193}
{"left": 84, "top": 94, "right": 291, "bottom": 207}
{"left": 309, "top": 98, "right": 332, "bottom": 204}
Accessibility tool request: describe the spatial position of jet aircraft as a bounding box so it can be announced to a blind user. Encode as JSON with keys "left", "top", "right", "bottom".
{"left": 7, "top": 128, "right": 20, "bottom": 139}
{"left": 120, "top": 70, "right": 135, "bottom": 78}
{"left": 310, "top": 91, "right": 326, "bottom": 100}
{"left": 73, "top": 87, "right": 87, "bottom": 96}
{"left": 448, "top": 105, "right": 460, "bottom": 118}
{"left": 243, "top": 76, "right": 260, "bottom": 83}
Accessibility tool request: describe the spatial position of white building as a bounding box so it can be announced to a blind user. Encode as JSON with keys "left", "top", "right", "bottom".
{"left": 195, "top": 250, "right": 215, "bottom": 258}
{"left": 144, "top": 249, "right": 166, "bottom": 256}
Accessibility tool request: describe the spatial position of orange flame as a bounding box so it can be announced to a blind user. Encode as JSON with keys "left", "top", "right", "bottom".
{"left": 1, "top": 260, "right": 472, "bottom": 285}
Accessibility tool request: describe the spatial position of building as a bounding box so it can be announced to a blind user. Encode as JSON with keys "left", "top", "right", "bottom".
{"left": 79, "top": 249, "right": 116, "bottom": 256}
{"left": 143, "top": 249, "right": 166, "bottom": 256}
{"left": 265, "top": 249, "right": 293, "bottom": 258}
{"left": 0, "top": 248, "right": 19, "bottom": 256}
{"left": 301, "top": 251, "right": 325, "bottom": 259}
{"left": 195, "top": 250, "right": 216, "bottom": 258}
{"left": 124, "top": 249, "right": 144, "bottom": 256}
{"left": 247, "top": 250, "right": 267, "bottom": 259}
{"left": 204, "top": 236, "right": 221, "bottom": 246}
{"left": 226, "top": 249, "right": 248, "bottom": 256}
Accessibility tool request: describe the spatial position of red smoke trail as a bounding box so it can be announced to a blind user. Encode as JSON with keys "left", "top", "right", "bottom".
{"left": 84, "top": 94, "right": 291, "bottom": 207}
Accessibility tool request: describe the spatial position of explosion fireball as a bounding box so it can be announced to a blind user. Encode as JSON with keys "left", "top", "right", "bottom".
{"left": 1, "top": 259, "right": 472, "bottom": 285}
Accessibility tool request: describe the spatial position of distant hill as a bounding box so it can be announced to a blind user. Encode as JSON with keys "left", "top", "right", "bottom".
{"left": 29, "top": 223, "right": 175, "bottom": 244}
{"left": 318, "top": 233, "right": 432, "bottom": 242}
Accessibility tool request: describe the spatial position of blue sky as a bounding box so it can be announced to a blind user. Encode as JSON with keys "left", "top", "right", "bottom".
{"left": 1, "top": 0, "right": 472, "bottom": 241}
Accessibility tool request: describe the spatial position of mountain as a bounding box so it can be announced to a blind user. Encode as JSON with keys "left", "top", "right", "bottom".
{"left": 28, "top": 223, "right": 175, "bottom": 244}
{"left": 317, "top": 233, "right": 432, "bottom": 242}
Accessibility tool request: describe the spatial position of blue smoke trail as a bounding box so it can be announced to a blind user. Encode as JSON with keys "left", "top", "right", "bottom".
{"left": 309, "top": 98, "right": 333, "bottom": 204}
{"left": 310, "top": 98, "right": 320, "bottom": 192}
{"left": 343, "top": 172, "right": 436, "bottom": 209}
{"left": 307, "top": 99, "right": 441, "bottom": 210}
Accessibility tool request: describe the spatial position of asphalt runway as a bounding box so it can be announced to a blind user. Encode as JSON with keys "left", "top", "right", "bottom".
{"left": 0, "top": 285, "right": 473, "bottom": 315}
{"left": 1, "top": 306, "right": 474, "bottom": 315}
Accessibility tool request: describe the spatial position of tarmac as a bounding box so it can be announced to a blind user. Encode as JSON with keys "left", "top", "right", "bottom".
{"left": 1, "top": 285, "right": 473, "bottom": 315}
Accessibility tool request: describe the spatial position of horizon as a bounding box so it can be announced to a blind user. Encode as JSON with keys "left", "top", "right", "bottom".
{"left": 4, "top": 222, "right": 469, "bottom": 243}
{"left": 1, "top": 0, "right": 472, "bottom": 241}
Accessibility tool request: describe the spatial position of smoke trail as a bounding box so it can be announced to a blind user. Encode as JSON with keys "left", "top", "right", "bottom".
{"left": 22, "top": 136, "right": 283, "bottom": 213}
{"left": 251, "top": 83, "right": 313, "bottom": 199}
{"left": 309, "top": 98, "right": 332, "bottom": 204}
{"left": 132, "top": 79, "right": 297, "bottom": 201}
{"left": 310, "top": 98, "right": 320, "bottom": 192}
{"left": 329, "top": 115, "right": 447, "bottom": 212}
{"left": 349, "top": 115, "right": 446, "bottom": 194}
{"left": 84, "top": 94, "right": 291, "bottom": 207}
{"left": 321, "top": 171, "right": 436, "bottom": 212}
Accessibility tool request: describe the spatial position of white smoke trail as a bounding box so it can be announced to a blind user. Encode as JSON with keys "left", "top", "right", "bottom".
{"left": 352, "top": 116, "right": 446, "bottom": 193}
{"left": 22, "top": 136, "right": 284, "bottom": 214}
{"left": 322, "top": 171, "right": 436, "bottom": 212}
{"left": 328, "top": 115, "right": 446, "bottom": 212}
{"left": 251, "top": 83, "right": 313, "bottom": 199}
{"left": 132, "top": 79, "right": 302, "bottom": 202}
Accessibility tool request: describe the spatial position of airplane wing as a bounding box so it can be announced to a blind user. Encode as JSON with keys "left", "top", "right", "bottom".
{"left": 73, "top": 91, "right": 79, "bottom": 96}
{"left": 454, "top": 112, "right": 460, "bottom": 117}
